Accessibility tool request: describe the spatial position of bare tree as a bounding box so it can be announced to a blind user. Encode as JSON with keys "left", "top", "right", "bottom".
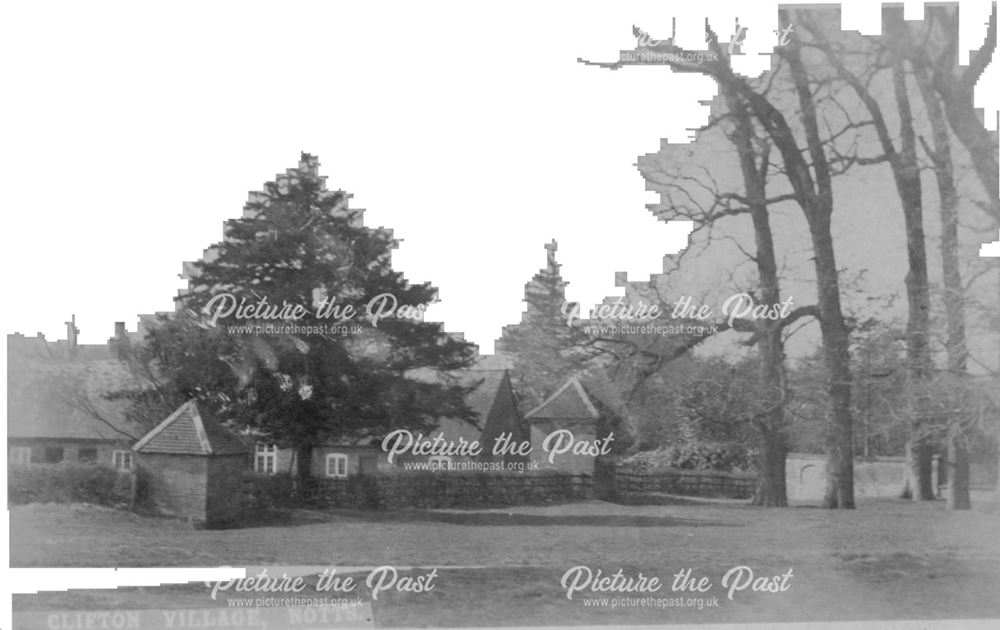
{"left": 637, "top": 87, "right": 815, "bottom": 506}
{"left": 798, "top": 9, "right": 938, "bottom": 500}
{"left": 911, "top": 47, "right": 972, "bottom": 509}
{"left": 582, "top": 13, "right": 859, "bottom": 507}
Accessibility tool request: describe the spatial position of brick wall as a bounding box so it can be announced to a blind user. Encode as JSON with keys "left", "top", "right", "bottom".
{"left": 528, "top": 420, "right": 600, "bottom": 475}
{"left": 136, "top": 453, "right": 208, "bottom": 521}
{"left": 205, "top": 455, "right": 248, "bottom": 526}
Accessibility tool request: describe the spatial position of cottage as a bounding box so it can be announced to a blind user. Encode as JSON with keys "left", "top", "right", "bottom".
{"left": 251, "top": 365, "right": 522, "bottom": 478}
{"left": 132, "top": 399, "right": 248, "bottom": 526}
{"left": 7, "top": 319, "right": 140, "bottom": 471}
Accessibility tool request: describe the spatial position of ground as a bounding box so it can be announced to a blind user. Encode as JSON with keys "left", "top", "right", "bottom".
{"left": 11, "top": 497, "right": 1000, "bottom": 626}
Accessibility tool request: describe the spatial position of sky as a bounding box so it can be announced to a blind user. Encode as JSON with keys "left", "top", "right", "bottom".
{"left": 0, "top": 0, "right": 996, "bottom": 358}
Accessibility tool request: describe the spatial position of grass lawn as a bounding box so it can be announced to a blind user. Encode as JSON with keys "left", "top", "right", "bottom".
{"left": 11, "top": 497, "right": 1000, "bottom": 626}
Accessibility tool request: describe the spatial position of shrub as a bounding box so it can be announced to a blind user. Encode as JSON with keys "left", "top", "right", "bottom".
{"left": 624, "top": 442, "right": 755, "bottom": 473}
{"left": 8, "top": 463, "right": 135, "bottom": 508}
{"left": 304, "top": 469, "right": 593, "bottom": 510}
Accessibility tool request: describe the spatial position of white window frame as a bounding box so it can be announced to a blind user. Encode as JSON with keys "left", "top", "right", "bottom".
{"left": 428, "top": 456, "right": 452, "bottom": 471}
{"left": 325, "top": 453, "right": 349, "bottom": 479}
{"left": 255, "top": 443, "right": 277, "bottom": 475}
{"left": 10, "top": 446, "right": 31, "bottom": 466}
{"left": 112, "top": 450, "right": 133, "bottom": 471}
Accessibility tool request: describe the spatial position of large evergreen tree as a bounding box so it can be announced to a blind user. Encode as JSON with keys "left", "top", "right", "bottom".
{"left": 496, "top": 241, "right": 589, "bottom": 409}
{"left": 125, "top": 154, "right": 478, "bottom": 478}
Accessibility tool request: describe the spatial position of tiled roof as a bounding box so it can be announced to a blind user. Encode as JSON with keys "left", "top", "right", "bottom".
{"left": 7, "top": 348, "right": 141, "bottom": 442}
{"left": 133, "top": 400, "right": 248, "bottom": 456}
{"left": 525, "top": 377, "right": 599, "bottom": 420}
{"left": 461, "top": 369, "right": 508, "bottom": 421}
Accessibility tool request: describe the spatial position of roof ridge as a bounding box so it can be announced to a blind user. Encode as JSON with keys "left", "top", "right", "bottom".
{"left": 525, "top": 376, "right": 600, "bottom": 420}
{"left": 188, "top": 401, "right": 213, "bottom": 454}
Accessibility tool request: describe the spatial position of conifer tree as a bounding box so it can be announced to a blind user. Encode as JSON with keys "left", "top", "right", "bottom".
{"left": 126, "top": 154, "right": 478, "bottom": 478}
{"left": 496, "top": 241, "right": 589, "bottom": 409}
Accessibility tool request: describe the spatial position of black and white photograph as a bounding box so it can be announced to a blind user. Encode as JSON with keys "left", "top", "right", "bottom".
{"left": 3, "top": 1, "right": 1000, "bottom": 628}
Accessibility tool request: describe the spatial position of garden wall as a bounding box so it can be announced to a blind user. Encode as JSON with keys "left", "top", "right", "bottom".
{"left": 786, "top": 453, "right": 908, "bottom": 501}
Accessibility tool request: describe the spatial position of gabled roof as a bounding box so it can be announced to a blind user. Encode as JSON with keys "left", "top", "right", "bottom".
{"left": 7, "top": 346, "right": 141, "bottom": 442}
{"left": 525, "top": 376, "right": 599, "bottom": 420}
{"left": 133, "top": 400, "right": 247, "bottom": 456}
{"left": 461, "top": 369, "right": 509, "bottom": 422}
{"left": 314, "top": 364, "right": 513, "bottom": 447}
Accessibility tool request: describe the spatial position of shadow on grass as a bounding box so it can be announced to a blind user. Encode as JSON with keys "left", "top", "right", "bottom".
{"left": 612, "top": 493, "right": 750, "bottom": 507}
{"left": 303, "top": 507, "right": 735, "bottom": 528}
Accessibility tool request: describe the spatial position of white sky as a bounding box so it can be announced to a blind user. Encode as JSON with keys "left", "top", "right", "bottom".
{"left": 1, "top": 0, "right": 998, "bottom": 620}
{"left": 1, "top": 0, "right": 995, "bottom": 356}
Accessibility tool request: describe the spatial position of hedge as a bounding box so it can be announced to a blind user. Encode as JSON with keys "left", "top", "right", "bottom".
{"left": 8, "top": 463, "right": 136, "bottom": 508}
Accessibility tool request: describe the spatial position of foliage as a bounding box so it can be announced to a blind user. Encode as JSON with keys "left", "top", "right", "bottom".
{"left": 111, "top": 154, "right": 479, "bottom": 466}
{"left": 623, "top": 443, "right": 756, "bottom": 473}
{"left": 305, "top": 470, "right": 591, "bottom": 510}
{"left": 8, "top": 463, "right": 135, "bottom": 508}
{"left": 495, "top": 243, "right": 598, "bottom": 409}
{"left": 241, "top": 471, "right": 297, "bottom": 510}
{"left": 628, "top": 355, "right": 759, "bottom": 452}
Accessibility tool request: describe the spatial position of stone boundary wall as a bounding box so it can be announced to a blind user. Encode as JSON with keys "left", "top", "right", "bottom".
{"left": 786, "top": 453, "right": 907, "bottom": 501}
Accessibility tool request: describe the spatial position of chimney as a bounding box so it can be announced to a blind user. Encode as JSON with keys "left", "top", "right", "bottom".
{"left": 109, "top": 321, "right": 127, "bottom": 356}
{"left": 65, "top": 314, "right": 79, "bottom": 358}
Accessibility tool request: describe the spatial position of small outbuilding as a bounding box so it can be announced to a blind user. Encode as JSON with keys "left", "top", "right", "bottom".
{"left": 524, "top": 372, "right": 632, "bottom": 492}
{"left": 132, "top": 399, "right": 248, "bottom": 527}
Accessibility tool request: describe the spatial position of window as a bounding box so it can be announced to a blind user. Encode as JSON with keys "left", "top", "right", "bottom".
{"left": 255, "top": 444, "right": 276, "bottom": 474}
{"left": 43, "top": 447, "right": 64, "bottom": 463}
{"left": 112, "top": 450, "right": 133, "bottom": 471}
{"left": 325, "top": 453, "right": 349, "bottom": 478}
{"left": 9, "top": 447, "right": 31, "bottom": 465}
{"left": 428, "top": 456, "right": 452, "bottom": 471}
{"left": 78, "top": 448, "right": 98, "bottom": 464}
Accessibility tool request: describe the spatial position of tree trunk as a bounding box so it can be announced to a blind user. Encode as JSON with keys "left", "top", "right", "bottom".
{"left": 723, "top": 81, "right": 790, "bottom": 508}
{"left": 295, "top": 443, "right": 313, "bottom": 498}
{"left": 912, "top": 60, "right": 972, "bottom": 509}
{"left": 891, "top": 58, "right": 937, "bottom": 500}
{"left": 809, "top": 215, "right": 856, "bottom": 510}
{"left": 753, "top": 425, "right": 788, "bottom": 506}
{"left": 946, "top": 427, "right": 971, "bottom": 510}
{"left": 903, "top": 437, "right": 935, "bottom": 500}
{"left": 781, "top": 32, "right": 856, "bottom": 508}
{"left": 995, "top": 447, "right": 1000, "bottom": 510}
